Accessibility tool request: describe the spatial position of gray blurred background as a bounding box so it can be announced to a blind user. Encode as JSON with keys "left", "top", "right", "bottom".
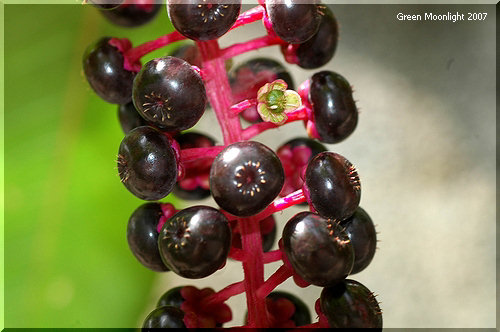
{"left": 145, "top": 4, "right": 496, "bottom": 328}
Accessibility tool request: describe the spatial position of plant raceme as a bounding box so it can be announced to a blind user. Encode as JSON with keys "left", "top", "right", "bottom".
{"left": 83, "top": 0, "right": 382, "bottom": 328}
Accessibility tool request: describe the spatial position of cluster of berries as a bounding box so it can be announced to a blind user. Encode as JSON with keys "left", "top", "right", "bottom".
{"left": 83, "top": 0, "right": 382, "bottom": 328}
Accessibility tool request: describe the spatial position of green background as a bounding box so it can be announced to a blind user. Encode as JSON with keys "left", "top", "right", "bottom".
{"left": 4, "top": 4, "right": 179, "bottom": 328}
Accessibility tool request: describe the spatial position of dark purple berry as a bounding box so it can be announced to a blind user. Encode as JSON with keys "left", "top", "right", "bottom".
{"left": 282, "top": 212, "right": 354, "bottom": 287}
{"left": 295, "top": 6, "right": 338, "bottom": 69}
{"left": 170, "top": 44, "right": 203, "bottom": 68}
{"left": 309, "top": 71, "right": 358, "bottom": 143}
{"left": 117, "top": 126, "right": 177, "bottom": 201}
{"left": 117, "top": 102, "right": 148, "bottom": 134}
{"left": 229, "top": 58, "right": 294, "bottom": 123}
{"left": 210, "top": 141, "right": 285, "bottom": 217}
{"left": 304, "top": 152, "right": 360, "bottom": 221}
{"left": 320, "top": 279, "right": 382, "bottom": 328}
{"left": 267, "top": 291, "right": 311, "bottom": 326}
{"left": 83, "top": 37, "right": 136, "bottom": 104}
{"left": 266, "top": 1, "right": 321, "bottom": 44}
{"left": 132, "top": 56, "right": 207, "bottom": 131}
{"left": 173, "top": 132, "right": 215, "bottom": 200}
{"left": 127, "top": 203, "right": 169, "bottom": 272}
{"left": 157, "top": 286, "right": 184, "bottom": 308}
{"left": 158, "top": 206, "right": 231, "bottom": 279}
{"left": 142, "top": 305, "right": 186, "bottom": 328}
{"left": 100, "top": 2, "right": 162, "bottom": 27}
{"left": 341, "top": 207, "right": 377, "bottom": 274}
{"left": 167, "top": 0, "right": 241, "bottom": 41}
{"left": 277, "top": 137, "right": 327, "bottom": 197}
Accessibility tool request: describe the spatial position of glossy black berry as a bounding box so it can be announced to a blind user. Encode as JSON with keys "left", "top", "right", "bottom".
{"left": 277, "top": 137, "right": 327, "bottom": 197}
{"left": 304, "top": 152, "right": 360, "bottom": 221}
{"left": 117, "top": 102, "right": 148, "bottom": 134}
{"left": 127, "top": 203, "right": 169, "bottom": 272}
{"left": 282, "top": 212, "right": 354, "bottom": 287}
{"left": 142, "top": 305, "right": 186, "bottom": 328}
{"left": 117, "top": 126, "right": 177, "bottom": 201}
{"left": 267, "top": 291, "right": 311, "bottom": 326}
{"left": 295, "top": 6, "right": 338, "bottom": 69}
{"left": 83, "top": 37, "right": 136, "bottom": 104}
{"left": 167, "top": 0, "right": 241, "bottom": 41}
{"left": 266, "top": 1, "right": 321, "bottom": 44}
{"left": 172, "top": 132, "right": 215, "bottom": 200}
{"left": 229, "top": 58, "right": 294, "bottom": 123}
{"left": 132, "top": 56, "right": 207, "bottom": 131}
{"left": 210, "top": 141, "right": 285, "bottom": 217}
{"left": 170, "top": 44, "right": 203, "bottom": 68}
{"left": 309, "top": 71, "right": 358, "bottom": 143}
{"left": 100, "top": 2, "right": 162, "bottom": 27}
{"left": 157, "top": 286, "right": 184, "bottom": 308}
{"left": 158, "top": 206, "right": 231, "bottom": 278}
{"left": 341, "top": 207, "right": 377, "bottom": 274}
{"left": 320, "top": 279, "right": 382, "bottom": 328}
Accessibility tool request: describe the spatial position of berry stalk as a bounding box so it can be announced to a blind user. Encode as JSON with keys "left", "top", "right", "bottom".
{"left": 221, "top": 35, "right": 285, "bottom": 60}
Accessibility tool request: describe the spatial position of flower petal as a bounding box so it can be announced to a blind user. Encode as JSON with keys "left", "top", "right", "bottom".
{"left": 283, "top": 90, "right": 302, "bottom": 112}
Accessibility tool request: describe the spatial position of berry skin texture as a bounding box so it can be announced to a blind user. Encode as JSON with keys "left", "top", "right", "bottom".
{"left": 295, "top": 6, "right": 339, "bottom": 69}
{"left": 210, "top": 141, "right": 285, "bottom": 217}
{"left": 127, "top": 203, "right": 169, "bottom": 272}
{"left": 309, "top": 71, "right": 358, "bottom": 143}
{"left": 158, "top": 206, "right": 231, "bottom": 279}
{"left": 304, "top": 152, "right": 361, "bottom": 221}
{"left": 82, "top": 37, "right": 136, "bottom": 104}
{"left": 142, "top": 305, "right": 186, "bottom": 328}
{"left": 117, "top": 126, "right": 178, "bottom": 201}
{"left": 157, "top": 286, "right": 185, "bottom": 308}
{"left": 282, "top": 212, "right": 354, "bottom": 287}
{"left": 132, "top": 56, "right": 207, "bottom": 131}
{"left": 100, "top": 2, "right": 162, "bottom": 27}
{"left": 266, "top": 1, "right": 321, "bottom": 44}
{"left": 117, "top": 102, "right": 148, "bottom": 134}
{"left": 320, "top": 279, "right": 382, "bottom": 328}
{"left": 341, "top": 206, "right": 377, "bottom": 274}
{"left": 167, "top": 1, "right": 242, "bottom": 41}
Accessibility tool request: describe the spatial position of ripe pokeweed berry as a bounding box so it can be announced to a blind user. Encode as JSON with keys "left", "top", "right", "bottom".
{"left": 170, "top": 44, "right": 203, "bottom": 68}
{"left": 266, "top": 1, "right": 322, "bottom": 44}
{"left": 167, "top": 0, "right": 241, "bottom": 41}
{"left": 117, "top": 102, "right": 148, "bottom": 134}
{"left": 132, "top": 56, "right": 207, "bottom": 131}
{"left": 294, "top": 6, "right": 339, "bottom": 69}
{"left": 320, "top": 279, "right": 383, "bottom": 328}
{"left": 158, "top": 206, "right": 231, "bottom": 279}
{"left": 127, "top": 203, "right": 169, "bottom": 272}
{"left": 277, "top": 137, "right": 327, "bottom": 197}
{"left": 210, "top": 141, "right": 285, "bottom": 217}
{"left": 82, "top": 37, "right": 136, "bottom": 104}
{"left": 229, "top": 58, "right": 295, "bottom": 123}
{"left": 341, "top": 206, "right": 377, "bottom": 274}
{"left": 309, "top": 71, "right": 358, "bottom": 144}
{"left": 157, "top": 286, "right": 185, "bottom": 308}
{"left": 100, "top": 2, "right": 162, "bottom": 27}
{"left": 282, "top": 212, "right": 354, "bottom": 287}
{"left": 117, "top": 126, "right": 178, "bottom": 201}
{"left": 142, "top": 305, "right": 186, "bottom": 328}
{"left": 304, "top": 152, "right": 361, "bottom": 221}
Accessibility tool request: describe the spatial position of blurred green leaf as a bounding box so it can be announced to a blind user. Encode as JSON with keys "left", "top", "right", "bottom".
{"left": 5, "top": 4, "right": 178, "bottom": 328}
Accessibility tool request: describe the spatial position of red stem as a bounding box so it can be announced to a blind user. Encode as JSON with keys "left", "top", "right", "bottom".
{"left": 197, "top": 40, "right": 242, "bottom": 145}
{"left": 221, "top": 35, "right": 285, "bottom": 61}
{"left": 249, "top": 189, "right": 307, "bottom": 223}
{"left": 180, "top": 146, "right": 225, "bottom": 163}
{"left": 230, "top": 5, "right": 265, "bottom": 30}
{"left": 256, "top": 264, "right": 293, "bottom": 299}
{"left": 242, "top": 106, "right": 309, "bottom": 140}
{"left": 239, "top": 218, "right": 269, "bottom": 327}
{"left": 230, "top": 99, "right": 258, "bottom": 115}
{"left": 124, "top": 30, "right": 186, "bottom": 64}
{"left": 202, "top": 281, "right": 246, "bottom": 306}
{"left": 263, "top": 249, "right": 282, "bottom": 264}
